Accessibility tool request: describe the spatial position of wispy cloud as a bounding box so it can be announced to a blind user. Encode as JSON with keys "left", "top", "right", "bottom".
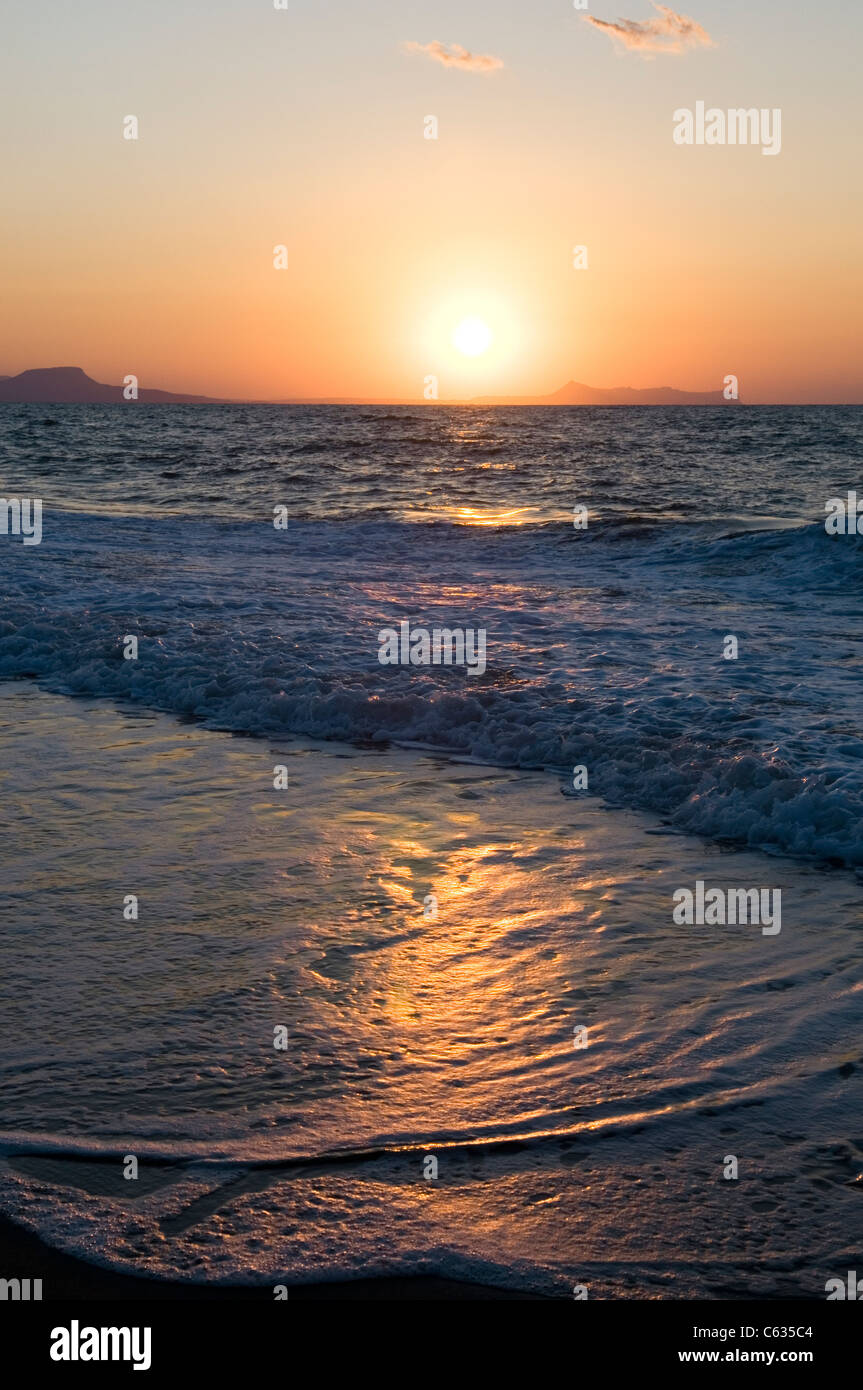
{"left": 584, "top": 3, "right": 713, "bottom": 56}
{"left": 403, "top": 40, "right": 504, "bottom": 74}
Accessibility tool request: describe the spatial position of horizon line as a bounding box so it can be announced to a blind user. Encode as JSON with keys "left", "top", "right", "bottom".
{"left": 2, "top": 366, "right": 863, "bottom": 407}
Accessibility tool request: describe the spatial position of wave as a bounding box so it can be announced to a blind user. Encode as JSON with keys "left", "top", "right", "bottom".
{"left": 0, "top": 1076, "right": 796, "bottom": 1172}
{"left": 0, "top": 1122, "right": 628, "bottom": 1171}
{"left": 0, "top": 514, "right": 860, "bottom": 867}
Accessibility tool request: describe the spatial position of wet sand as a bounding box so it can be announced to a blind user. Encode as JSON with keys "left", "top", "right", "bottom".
{"left": 1, "top": 687, "right": 860, "bottom": 1300}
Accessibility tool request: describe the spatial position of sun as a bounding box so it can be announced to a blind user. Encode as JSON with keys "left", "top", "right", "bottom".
{"left": 452, "top": 316, "right": 493, "bottom": 357}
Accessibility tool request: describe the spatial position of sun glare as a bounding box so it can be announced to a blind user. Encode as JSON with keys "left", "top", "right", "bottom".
{"left": 452, "top": 316, "right": 493, "bottom": 357}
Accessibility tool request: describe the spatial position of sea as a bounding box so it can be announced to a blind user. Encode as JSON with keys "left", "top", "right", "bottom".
{"left": 0, "top": 403, "right": 861, "bottom": 1297}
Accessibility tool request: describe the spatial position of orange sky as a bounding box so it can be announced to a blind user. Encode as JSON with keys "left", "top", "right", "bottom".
{"left": 1, "top": 0, "right": 861, "bottom": 402}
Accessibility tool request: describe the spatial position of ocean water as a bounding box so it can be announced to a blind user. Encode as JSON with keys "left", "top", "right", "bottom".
{"left": 0, "top": 404, "right": 861, "bottom": 1296}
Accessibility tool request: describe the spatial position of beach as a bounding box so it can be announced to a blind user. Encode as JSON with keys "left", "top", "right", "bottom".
{"left": 1, "top": 679, "right": 860, "bottom": 1298}
{"left": 0, "top": 404, "right": 861, "bottom": 1298}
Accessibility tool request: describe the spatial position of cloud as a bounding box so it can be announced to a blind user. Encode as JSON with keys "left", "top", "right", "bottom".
{"left": 403, "top": 40, "right": 504, "bottom": 73}
{"left": 584, "top": 3, "right": 713, "bottom": 55}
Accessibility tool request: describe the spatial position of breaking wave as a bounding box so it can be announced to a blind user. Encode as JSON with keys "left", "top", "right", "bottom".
{"left": 0, "top": 511, "right": 860, "bottom": 867}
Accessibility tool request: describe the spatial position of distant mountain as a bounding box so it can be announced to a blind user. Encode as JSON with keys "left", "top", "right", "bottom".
{"left": 0, "top": 367, "right": 224, "bottom": 404}
{"left": 0, "top": 367, "right": 740, "bottom": 406}
{"left": 472, "top": 380, "right": 737, "bottom": 405}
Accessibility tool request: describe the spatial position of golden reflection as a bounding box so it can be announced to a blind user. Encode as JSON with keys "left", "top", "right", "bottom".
{"left": 291, "top": 751, "right": 618, "bottom": 1147}
{"left": 449, "top": 506, "right": 538, "bottom": 526}
{"left": 370, "top": 832, "right": 594, "bottom": 1047}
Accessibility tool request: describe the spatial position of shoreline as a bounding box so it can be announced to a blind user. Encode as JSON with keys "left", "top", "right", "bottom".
{"left": 1, "top": 688, "right": 859, "bottom": 1301}
{"left": 0, "top": 1213, "right": 539, "bottom": 1301}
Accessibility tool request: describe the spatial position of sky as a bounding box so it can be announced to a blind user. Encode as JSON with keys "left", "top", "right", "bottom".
{"left": 1, "top": 0, "right": 861, "bottom": 402}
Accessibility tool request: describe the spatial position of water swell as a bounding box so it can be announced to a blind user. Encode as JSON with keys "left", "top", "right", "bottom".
{"left": 0, "top": 515, "right": 860, "bottom": 867}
